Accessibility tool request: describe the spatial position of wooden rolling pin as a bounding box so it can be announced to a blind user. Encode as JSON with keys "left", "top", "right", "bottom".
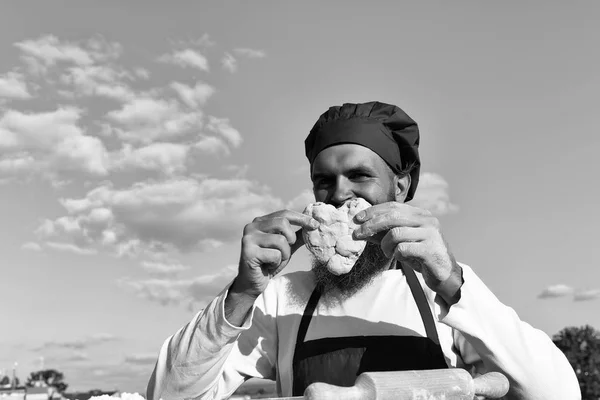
{"left": 262, "top": 369, "right": 509, "bottom": 400}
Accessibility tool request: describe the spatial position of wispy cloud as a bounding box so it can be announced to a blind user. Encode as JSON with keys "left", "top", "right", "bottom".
{"left": 158, "top": 49, "right": 209, "bottom": 72}
{"left": 140, "top": 260, "right": 190, "bottom": 277}
{"left": 21, "top": 242, "right": 42, "bottom": 251}
{"left": 45, "top": 241, "right": 98, "bottom": 255}
{"left": 64, "top": 351, "right": 89, "bottom": 362}
{"left": 105, "top": 95, "right": 204, "bottom": 144}
{"left": 37, "top": 333, "right": 119, "bottom": 351}
{"left": 574, "top": 289, "right": 600, "bottom": 302}
{"left": 118, "top": 264, "right": 237, "bottom": 309}
{"left": 112, "top": 142, "right": 191, "bottom": 176}
{"left": 206, "top": 116, "right": 242, "bottom": 148}
{"left": 170, "top": 81, "right": 215, "bottom": 108}
{"left": 124, "top": 353, "right": 158, "bottom": 365}
{"left": 14, "top": 35, "right": 122, "bottom": 76}
{"left": 408, "top": 172, "right": 459, "bottom": 216}
{"left": 221, "top": 52, "right": 237, "bottom": 73}
{"left": 537, "top": 284, "right": 574, "bottom": 299}
{"left": 233, "top": 48, "right": 266, "bottom": 58}
{"left": 0, "top": 72, "right": 33, "bottom": 99}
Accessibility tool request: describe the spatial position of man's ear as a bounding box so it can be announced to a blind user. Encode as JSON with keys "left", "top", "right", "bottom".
{"left": 394, "top": 174, "right": 411, "bottom": 202}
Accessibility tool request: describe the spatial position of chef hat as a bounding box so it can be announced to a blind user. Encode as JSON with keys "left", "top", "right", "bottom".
{"left": 305, "top": 101, "right": 421, "bottom": 201}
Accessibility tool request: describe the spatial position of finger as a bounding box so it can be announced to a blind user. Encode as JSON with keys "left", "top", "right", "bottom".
{"left": 393, "top": 241, "right": 425, "bottom": 261}
{"left": 380, "top": 227, "right": 426, "bottom": 258}
{"left": 255, "top": 233, "right": 291, "bottom": 266}
{"left": 290, "top": 229, "right": 305, "bottom": 254}
{"left": 255, "top": 248, "right": 283, "bottom": 275}
{"left": 256, "top": 210, "right": 319, "bottom": 230}
{"left": 256, "top": 217, "right": 297, "bottom": 244}
{"left": 354, "top": 202, "right": 425, "bottom": 223}
{"left": 354, "top": 210, "right": 422, "bottom": 240}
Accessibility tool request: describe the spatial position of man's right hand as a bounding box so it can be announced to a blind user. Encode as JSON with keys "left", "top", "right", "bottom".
{"left": 224, "top": 210, "right": 319, "bottom": 327}
{"left": 230, "top": 209, "right": 320, "bottom": 298}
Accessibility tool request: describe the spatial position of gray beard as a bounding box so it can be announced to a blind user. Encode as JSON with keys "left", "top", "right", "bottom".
{"left": 311, "top": 242, "right": 393, "bottom": 299}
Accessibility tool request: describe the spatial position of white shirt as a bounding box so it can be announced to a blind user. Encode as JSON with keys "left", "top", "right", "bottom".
{"left": 147, "top": 263, "right": 580, "bottom": 400}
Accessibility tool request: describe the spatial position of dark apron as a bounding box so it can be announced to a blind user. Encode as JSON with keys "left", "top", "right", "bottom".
{"left": 291, "top": 261, "right": 448, "bottom": 396}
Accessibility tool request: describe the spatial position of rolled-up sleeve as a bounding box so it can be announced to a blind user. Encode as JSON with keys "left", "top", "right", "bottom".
{"left": 147, "top": 281, "right": 279, "bottom": 400}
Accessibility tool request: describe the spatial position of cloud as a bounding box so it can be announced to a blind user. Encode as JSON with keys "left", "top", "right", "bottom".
{"left": 196, "top": 34, "right": 216, "bottom": 47}
{"left": 0, "top": 107, "right": 110, "bottom": 176}
{"left": 233, "top": 48, "right": 266, "bottom": 58}
{"left": 123, "top": 353, "right": 158, "bottom": 365}
{"left": 45, "top": 241, "right": 98, "bottom": 255}
{"left": 133, "top": 67, "right": 150, "bottom": 80}
{"left": 407, "top": 172, "right": 459, "bottom": 216}
{"left": 21, "top": 242, "right": 42, "bottom": 251}
{"left": 140, "top": 260, "right": 190, "bottom": 277}
{"left": 112, "top": 142, "right": 191, "bottom": 175}
{"left": 64, "top": 352, "right": 89, "bottom": 362}
{"left": 223, "top": 164, "right": 249, "bottom": 178}
{"left": 0, "top": 153, "right": 36, "bottom": 173}
{"left": 118, "top": 265, "right": 237, "bottom": 309}
{"left": 158, "top": 49, "right": 209, "bottom": 72}
{"left": 105, "top": 95, "right": 203, "bottom": 144}
{"left": 537, "top": 284, "right": 574, "bottom": 299}
{"left": 574, "top": 289, "right": 600, "bottom": 302}
{"left": 60, "top": 64, "right": 135, "bottom": 102}
{"left": 194, "top": 135, "right": 231, "bottom": 156}
{"left": 170, "top": 81, "right": 215, "bottom": 108}
{"left": 206, "top": 116, "right": 242, "bottom": 148}
{"left": 0, "top": 72, "right": 32, "bottom": 99}
{"left": 38, "top": 333, "right": 119, "bottom": 350}
{"left": 37, "top": 177, "right": 285, "bottom": 255}
{"left": 221, "top": 53, "right": 237, "bottom": 73}
{"left": 14, "top": 35, "right": 122, "bottom": 76}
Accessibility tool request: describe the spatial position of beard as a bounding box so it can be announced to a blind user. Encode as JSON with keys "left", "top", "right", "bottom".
{"left": 311, "top": 242, "right": 393, "bottom": 299}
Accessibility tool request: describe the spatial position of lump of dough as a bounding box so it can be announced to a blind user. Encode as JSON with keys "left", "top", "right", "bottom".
{"left": 302, "top": 198, "right": 371, "bottom": 275}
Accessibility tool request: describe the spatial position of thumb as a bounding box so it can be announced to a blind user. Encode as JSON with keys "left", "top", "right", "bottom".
{"left": 291, "top": 228, "right": 306, "bottom": 254}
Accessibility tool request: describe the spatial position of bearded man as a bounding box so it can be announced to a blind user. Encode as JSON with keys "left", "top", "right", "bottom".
{"left": 147, "top": 102, "right": 580, "bottom": 400}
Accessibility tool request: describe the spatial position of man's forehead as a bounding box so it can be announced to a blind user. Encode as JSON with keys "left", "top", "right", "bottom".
{"left": 311, "top": 144, "right": 386, "bottom": 172}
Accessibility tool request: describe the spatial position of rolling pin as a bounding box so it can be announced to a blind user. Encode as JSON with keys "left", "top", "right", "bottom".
{"left": 300, "top": 369, "right": 509, "bottom": 400}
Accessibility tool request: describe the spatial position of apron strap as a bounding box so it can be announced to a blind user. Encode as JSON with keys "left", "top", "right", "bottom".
{"left": 397, "top": 260, "right": 441, "bottom": 346}
{"left": 293, "top": 285, "right": 322, "bottom": 363}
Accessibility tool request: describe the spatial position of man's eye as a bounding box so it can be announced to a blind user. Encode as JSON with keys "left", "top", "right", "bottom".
{"left": 349, "top": 173, "right": 369, "bottom": 180}
{"left": 314, "top": 178, "right": 332, "bottom": 187}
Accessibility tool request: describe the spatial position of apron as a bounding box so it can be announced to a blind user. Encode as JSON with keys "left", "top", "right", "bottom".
{"left": 291, "top": 261, "right": 448, "bottom": 396}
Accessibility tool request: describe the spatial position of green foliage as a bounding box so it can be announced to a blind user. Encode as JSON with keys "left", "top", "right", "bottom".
{"left": 553, "top": 325, "right": 600, "bottom": 400}
{"left": 25, "top": 369, "right": 68, "bottom": 393}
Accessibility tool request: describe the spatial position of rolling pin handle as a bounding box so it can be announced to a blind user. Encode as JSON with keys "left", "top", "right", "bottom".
{"left": 304, "top": 382, "right": 364, "bottom": 400}
{"left": 473, "top": 372, "right": 510, "bottom": 399}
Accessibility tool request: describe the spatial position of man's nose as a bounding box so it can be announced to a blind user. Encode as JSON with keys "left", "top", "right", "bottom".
{"left": 329, "top": 177, "right": 354, "bottom": 207}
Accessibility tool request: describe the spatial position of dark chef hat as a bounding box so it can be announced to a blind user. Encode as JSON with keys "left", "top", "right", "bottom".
{"left": 305, "top": 101, "right": 421, "bottom": 201}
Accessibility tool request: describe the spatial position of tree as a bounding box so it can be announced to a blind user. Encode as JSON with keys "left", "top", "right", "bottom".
{"left": 553, "top": 325, "right": 600, "bottom": 400}
{"left": 25, "top": 369, "right": 68, "bottom": 393}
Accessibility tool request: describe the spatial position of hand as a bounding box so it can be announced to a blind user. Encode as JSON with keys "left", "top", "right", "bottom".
{"left": 353, "top": 202, "right": 463, "bottom": 303}
{"left": 231, "top": 210, "right": 320, "bottom": 298}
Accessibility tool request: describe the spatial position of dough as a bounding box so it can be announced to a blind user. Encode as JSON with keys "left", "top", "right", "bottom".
{"left": 302, "top": 198, "right": 371, "bottom": 275}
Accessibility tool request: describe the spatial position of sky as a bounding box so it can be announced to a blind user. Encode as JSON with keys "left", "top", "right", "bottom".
{"left": 0, "top": 0, "right": 599, "bottom": 394}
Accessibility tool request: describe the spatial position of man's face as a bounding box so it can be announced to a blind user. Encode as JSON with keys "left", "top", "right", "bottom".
{"left": 310, "top": 143, "right": 397, "bottom": 207}
{"left": 309, "top": 144, "right": 399, "bottom": 296}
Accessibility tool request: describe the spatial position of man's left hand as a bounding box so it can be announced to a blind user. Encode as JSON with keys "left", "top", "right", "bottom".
{"left": 353, "top": 202, "right": 463, "bottom": 305}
